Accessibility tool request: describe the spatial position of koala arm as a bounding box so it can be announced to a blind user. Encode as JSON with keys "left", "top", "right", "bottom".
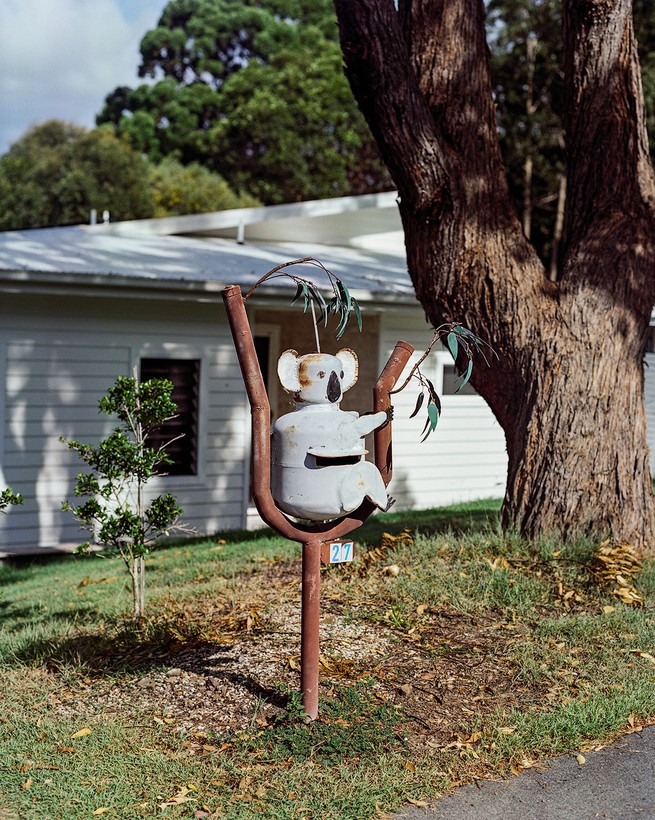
{"left": 353, "top": 408, "right": 392, "bottom": 438}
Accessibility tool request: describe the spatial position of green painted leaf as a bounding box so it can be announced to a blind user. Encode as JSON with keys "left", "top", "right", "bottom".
{"left": 352, "top": 298, "right": 363, "bottom": 332}
{"left": 301, "top": 282, "right": 311, "bottom": 313}
{"left": 425, "top": 378, "right": 442, "bottom": 414}
{"left": 427, "top": 401, "right": 439, "bottom": 430}
{"left": 335, "top": 310, "right": 349, "bottom": 339}
{"left": 312, "top": 286, "right": 328, "bottom": 313}
{"left": 420, "top": 415, "right": 431, "bottom": 439}
{"left": 456, "top": 359, "right": 474, "bottom": 392}
{"left": 447, "top": 331, "right": 459, "bottom": 361}
{"left": 339, "top": 280, "right": 352, "bottom": 312}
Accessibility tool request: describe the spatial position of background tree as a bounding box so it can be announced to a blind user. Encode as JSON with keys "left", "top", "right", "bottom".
{"left": 208, "top": 45, "right": 383, "bottom": 203}
{"left": 487, "top": 0, "right": 565, "bottom": 272}
{"left": 148, "top": 157, "right": 260, "bottom": 216}
{"left": 0, "top": 120, "right": 254, "bottom": 229}
{"left": 334, "top": 0, "right": 655, "bottom": 550}
{"left": 487, "top": 0, "right": 655, "bottom": 273}
{"left": 0, "top": 121, "right": 154, "bottom": 230}
{"left": 97, "top": 0, "right": 391, "bottom": 203}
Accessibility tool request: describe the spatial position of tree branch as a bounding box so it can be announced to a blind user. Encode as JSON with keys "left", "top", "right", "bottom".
{"left": 333, "top": 0, "right": 451, "bottom": 211}
{"left": 562, "top": 0, "right": 655, "bottom": 302}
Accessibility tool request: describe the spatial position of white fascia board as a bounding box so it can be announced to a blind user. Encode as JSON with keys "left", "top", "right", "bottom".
{"left": 0, "top": 269, "right": 229, "bottom": 302}
{"left": 85, "top": 192, "right": 401, "bottom": 245}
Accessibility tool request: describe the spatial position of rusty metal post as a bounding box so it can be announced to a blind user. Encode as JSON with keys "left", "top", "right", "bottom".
{"left": 222, "top": 283, "right": 414, "bottom": 720}
{"left": 374, "top": 341, "right": 415, "bottom": 485}
{"left": 301, "top": 540, "right": 322, "bottom": 720}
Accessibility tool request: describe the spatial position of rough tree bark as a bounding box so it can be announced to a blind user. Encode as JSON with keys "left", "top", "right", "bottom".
{"left": 333, "top": 0, "right": 655, "bottom": 550}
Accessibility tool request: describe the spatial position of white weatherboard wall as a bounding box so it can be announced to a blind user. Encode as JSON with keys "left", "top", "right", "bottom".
{"left": 0, "top": 291, "right": 248, "bottom": 553}
{"left": 379, "top": 312, "right": 507, "bottom": 508}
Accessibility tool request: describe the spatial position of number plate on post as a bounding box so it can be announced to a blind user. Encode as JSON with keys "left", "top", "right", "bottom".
{"left": 321, "top": 540, "right": 355, "bottom": 564}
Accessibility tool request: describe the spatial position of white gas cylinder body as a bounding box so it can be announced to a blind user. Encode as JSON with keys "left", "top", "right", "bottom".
{"left": 271, "top": 348, "right": 390, "bottom": 521}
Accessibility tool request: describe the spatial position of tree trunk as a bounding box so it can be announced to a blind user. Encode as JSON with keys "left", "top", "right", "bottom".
{"left": 334, "top": 0, "right": 655, "bottom": 551}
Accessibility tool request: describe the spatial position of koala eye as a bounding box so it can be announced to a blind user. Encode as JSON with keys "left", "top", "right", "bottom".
{"left": 317, "top": 370, "right": 326, "bottom": 379}
{"left": 340, "top": 371, "right": 344, "bottom": 379}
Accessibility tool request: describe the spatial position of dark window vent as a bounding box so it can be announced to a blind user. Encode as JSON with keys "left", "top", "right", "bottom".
{"left": 442, "top": 364, "right": 478, "bottom": 396}
{"left": 140, "top": 358, "right": 200, "bottom": 476}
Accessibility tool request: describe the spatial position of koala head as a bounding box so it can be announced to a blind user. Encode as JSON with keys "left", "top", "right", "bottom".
{"left": 277, "top": 348, "right": 358, "bottom": 404}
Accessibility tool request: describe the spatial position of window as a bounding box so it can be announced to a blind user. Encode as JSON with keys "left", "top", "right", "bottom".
{"left": 441, "top": 364, "right": 477, "bottom": 396}
{"left": 140, "top": 358, "right": 200, "bottom": 476}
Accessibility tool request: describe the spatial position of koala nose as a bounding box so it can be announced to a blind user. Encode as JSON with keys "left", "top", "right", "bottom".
{"left": 327, "top": 371, "right": 341, "bottom": 403}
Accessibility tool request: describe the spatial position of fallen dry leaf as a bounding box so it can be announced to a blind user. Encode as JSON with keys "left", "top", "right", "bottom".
{"left": 159, "top": 785, "right": 199, "bottom": 809}
{"left": 70, "top": 727, "right": 93, "bottom": 739}
{"left": 576, "top": 753, "right": 586, "bottom": 765}
{"left": 92, "top": 809, "right": 111, "bottom": 816}
{"left": 375, "top": 803, "right": 392, "bottom": 820}
{"left": 21, "top": 776, "right": 33, "bottom": 790}
{"left": 406, "top": 798, "right": 429, "bottom": 807}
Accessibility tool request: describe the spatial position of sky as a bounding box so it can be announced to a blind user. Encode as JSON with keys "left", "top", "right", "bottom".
{"left": 0, "top": 0, "right": 166, "bottom": 154}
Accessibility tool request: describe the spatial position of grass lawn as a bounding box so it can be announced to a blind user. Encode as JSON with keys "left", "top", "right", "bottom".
{"left": 1, "top": 499, "right": 654, "bottom": 819}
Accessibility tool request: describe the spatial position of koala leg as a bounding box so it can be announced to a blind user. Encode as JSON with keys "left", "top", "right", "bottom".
{"left": 338, "top": 462, "right": 389, "bottom": 513}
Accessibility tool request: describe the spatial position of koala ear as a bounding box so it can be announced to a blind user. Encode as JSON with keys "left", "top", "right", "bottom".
{"left": 277, "top": 349, "right": 301, "bottom": 394}
{"left": 337, "top": 348, "right": 358, "bottom": 392}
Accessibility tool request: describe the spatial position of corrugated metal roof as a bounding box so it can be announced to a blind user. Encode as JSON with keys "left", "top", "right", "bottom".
{"left": 0, "top": 225, "right": 415, "bottom": 301}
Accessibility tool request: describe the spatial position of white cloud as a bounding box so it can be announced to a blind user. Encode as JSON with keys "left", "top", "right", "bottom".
{"left": 0, "top": 0, "right": 165, "bottom": 152}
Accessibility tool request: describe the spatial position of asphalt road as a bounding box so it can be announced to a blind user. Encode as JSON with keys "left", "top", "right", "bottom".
{"left": 395, "top": 725, "right": 655, "bottom": 819}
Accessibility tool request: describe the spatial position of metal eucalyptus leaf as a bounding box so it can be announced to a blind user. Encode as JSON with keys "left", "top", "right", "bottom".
{"left": 427, "top": 401, "right": 439, "bottom": 430}
{"left": 456, "top": 359, "right": 474, "bottom": 392}
{"left": 447, "top": 331, "right": 459, "bottom": 361}
{"left": 409, "top": 391, "right": 425, "bottom": 419}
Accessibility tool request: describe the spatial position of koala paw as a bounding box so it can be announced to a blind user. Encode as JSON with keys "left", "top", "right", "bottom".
{"left": 385, "top": 405, "right": 394, "bottom": 423}
{"left": 383, "top": 495, "right": 396, "bottom": 512}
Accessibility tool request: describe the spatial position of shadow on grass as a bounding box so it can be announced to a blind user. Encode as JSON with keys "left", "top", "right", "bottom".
{"left": 8, "top": 617, "right": 293, "bottom": 710}
{"left": 355, "top": 498, "right": 502, "bottom": 545}
{"left": 3, "top": 500, "right": 502, "bottom": 687}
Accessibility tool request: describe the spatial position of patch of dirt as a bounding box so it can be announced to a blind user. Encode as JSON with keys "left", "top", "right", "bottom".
{"left": 46, "top": 558, "right": 539, "bottom": 751}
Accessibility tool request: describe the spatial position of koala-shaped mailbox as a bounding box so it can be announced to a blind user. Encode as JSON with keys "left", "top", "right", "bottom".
{"left": 271, "top": 348, "right": 393, "bottom": 521}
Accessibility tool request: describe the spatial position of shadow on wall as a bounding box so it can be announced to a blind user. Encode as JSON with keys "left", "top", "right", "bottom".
{"left": 1, "top": 337, "right": 130, "bottom": 553}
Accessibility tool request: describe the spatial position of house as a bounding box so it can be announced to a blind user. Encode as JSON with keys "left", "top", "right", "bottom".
{"left": 0, "top": 193, "right": 508, "bottom": 557}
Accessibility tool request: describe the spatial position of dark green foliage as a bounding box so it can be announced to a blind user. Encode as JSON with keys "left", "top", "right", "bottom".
{"left": 0, "top": 118, "right": 258, "bottom": 228}
{"left": 207, "top": 44, "right": 386, "bottom": 203}
{"left": 96, "top": 0, "right": 391, "bottom": 203}
{"left": 0, "top": 488, "right": 23, "bottom": 513}
{"left": 0, "top": 122, "right": 154, "bottom": 230}
{"left": 148, "top": 157, "right": 260, "bottom": 216}
{"left": 61, "top": 375, "right": 185, "bottom": 618}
